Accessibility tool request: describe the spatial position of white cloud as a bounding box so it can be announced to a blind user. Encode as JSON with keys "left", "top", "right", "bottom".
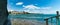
{"left": 23, "top": 4, "right": 40, "bottom": 9}
{"left": 23, "top": 4, "right": 51, "bottom": 10}
{"left": 16, "top": 2, "right": 23, "bottom": 5}
{"left": 23, "top": 5, "right": 26, "bottom": 7}
{"left": 23, "top": 4, "right": 52, "bottom": 14}
{"left": 8, "top": 9, "right": 14, "bottom": 12}
{"left": 35, "top": 4, "right": 38, "bottom": 5}
{"left": 41, "top": 7, "right": 51, "bottom": 10}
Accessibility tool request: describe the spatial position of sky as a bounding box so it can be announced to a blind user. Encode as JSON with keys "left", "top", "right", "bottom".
{"left": 7, "top": 0, "right": 60, "bottom": 14}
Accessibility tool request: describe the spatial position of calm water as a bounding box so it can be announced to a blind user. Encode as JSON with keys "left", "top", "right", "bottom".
{"left": 8, "top": 14, "right": 57, "bottom": 25}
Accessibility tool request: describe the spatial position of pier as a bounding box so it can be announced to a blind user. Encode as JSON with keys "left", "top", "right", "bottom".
{"left": 44, "top": 11, "right": 60, "bottom": 25}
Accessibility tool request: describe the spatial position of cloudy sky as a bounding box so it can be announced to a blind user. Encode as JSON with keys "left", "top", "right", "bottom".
{"left": 7, "top": 0, "right": 60, "bottom": 14}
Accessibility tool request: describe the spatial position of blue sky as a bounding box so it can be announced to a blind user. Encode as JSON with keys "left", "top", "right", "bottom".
{"left": 7, "top": 0, "right": 60, "bottom": 14}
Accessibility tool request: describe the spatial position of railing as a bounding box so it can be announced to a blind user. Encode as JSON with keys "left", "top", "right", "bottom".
{"left": 44, "top": 11, "right": 60, "bottom": 25}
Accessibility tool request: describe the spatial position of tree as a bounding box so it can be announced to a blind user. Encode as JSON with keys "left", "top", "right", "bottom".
{"left": 0, "top": 0, "right": 9, "bottom": 25}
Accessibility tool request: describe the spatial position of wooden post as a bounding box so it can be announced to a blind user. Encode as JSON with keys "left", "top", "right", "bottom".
{"left": 56, "top": 11, "right": 59, "bottom": 25}
{"left": 56, "top": 11, "right": 59, "bottom": 16}
{"left": 44, "top": 19, "right": 48, "bottom": 25}
{"left": 56, "top": 11, "right": 59, "bottom": 19}
{"left": 51, "top": 17, "right": 52, "bottom": 25}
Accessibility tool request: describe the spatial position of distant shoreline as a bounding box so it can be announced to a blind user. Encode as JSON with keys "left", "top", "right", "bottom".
{"left": 8, "top": 11, "right": 30, "bottom": 14}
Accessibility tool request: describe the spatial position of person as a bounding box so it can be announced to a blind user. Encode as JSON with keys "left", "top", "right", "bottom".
{"left": 0, "top": 0, "right": 9, "bottom": 25}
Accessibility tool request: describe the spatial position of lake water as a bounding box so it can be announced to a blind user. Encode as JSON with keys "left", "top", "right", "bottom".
{"left": 8, "top": 14, "right": 57, "bottom": 25}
